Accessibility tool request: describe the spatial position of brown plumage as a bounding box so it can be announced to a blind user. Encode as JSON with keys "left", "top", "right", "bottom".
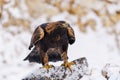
{"left": 24, "top": 21, "right": 75, "bottom": 66}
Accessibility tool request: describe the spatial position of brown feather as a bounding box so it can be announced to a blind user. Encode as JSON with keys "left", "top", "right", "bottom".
{"left": 29, "top": 26, "right": 44, "bottom": 50}
{"left": 67, "top": 25, "right": 75, "bottom": 44}
{"left": 24, "top": 21, "right": 75, "bottom": 66}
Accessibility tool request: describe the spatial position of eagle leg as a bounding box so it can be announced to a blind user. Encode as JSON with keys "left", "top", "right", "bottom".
{"left": 43, "top": 53, "right": 54, "bottom": 71}
{"left": 61, "top": 52, "right": 75, "bottom": 72}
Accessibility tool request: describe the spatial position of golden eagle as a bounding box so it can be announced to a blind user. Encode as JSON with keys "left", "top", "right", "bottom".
{"left": 24, "top": 21, "right": 75, "bottom": 69}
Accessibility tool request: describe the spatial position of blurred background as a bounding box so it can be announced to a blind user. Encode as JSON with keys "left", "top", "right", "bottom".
{"left": 0, "top": 0, "right": 120, "bottom": 80}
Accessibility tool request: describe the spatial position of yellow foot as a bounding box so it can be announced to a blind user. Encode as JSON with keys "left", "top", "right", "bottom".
{"left": 61, "top": 61, "right": 75, "bottom": 72}
{"left": 43, "top": 64, "right": 54, "bottom": 71}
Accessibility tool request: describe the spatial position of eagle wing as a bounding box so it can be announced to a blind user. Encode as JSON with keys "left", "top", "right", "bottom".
{"left": 29, "top": 26, "right": 44, "bottom": 50}
{"left": 67, "top": 25, "right": 75, "bottom": 44}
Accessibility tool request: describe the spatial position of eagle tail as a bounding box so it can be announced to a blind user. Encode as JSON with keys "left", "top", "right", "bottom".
{"left": 23, "top": 48, "right": 42, "bottom": 63}
{"left": 24, "top": 48, "right": 63, "bottom": 64}
{"left": 23, "top": 56, "right": 28, "bottom": 61}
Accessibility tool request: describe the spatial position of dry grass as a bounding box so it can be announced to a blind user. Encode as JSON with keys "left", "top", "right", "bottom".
{"left": 0, "top": 0, "right": 120, "bottom": 50}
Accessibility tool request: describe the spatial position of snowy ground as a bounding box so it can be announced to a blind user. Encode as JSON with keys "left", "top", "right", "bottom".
{"left": 0, "top": 22, "right": 120, "bottom": 80}
{"left": 0, "top": 0, "right": 120, "bottom": 80}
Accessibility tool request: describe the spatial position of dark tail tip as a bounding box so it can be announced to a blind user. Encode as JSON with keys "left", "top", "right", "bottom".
{"left": 23, "top": 57, "right": 28, "bottom": 61}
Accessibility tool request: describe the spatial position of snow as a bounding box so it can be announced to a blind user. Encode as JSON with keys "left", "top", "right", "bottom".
{"left": 1, "top": 23, "right": 120, "bottom": 80}
{"left": 107, "top": 3, "right": 120, "bottom": 14}
{"left": 23, "top": 57, "right": 88, "bottom": 80}
{"left": 0, "top": 0, "right": 120, "bottom": 80}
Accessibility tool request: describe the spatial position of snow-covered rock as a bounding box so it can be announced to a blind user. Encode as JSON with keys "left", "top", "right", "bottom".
{"left": 22, "top": 57, "right": 88, "bottom": 80}
{"left": 102, "top": 64, "right": 120, "bottom": 80}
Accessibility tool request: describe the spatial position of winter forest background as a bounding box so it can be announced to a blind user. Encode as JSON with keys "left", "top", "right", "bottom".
{"left": 0, "top": 0, "right": 120, "bottom": 80}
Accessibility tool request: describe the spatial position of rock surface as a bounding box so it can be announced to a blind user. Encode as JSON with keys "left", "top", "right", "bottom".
{"left": 22, "top": 57, "right": 88, "bottom": 80}
{"left": 102, "top": 64, "right": 120, "bottom": 80}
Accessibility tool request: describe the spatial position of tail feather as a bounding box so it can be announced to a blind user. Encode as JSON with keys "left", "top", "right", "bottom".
{"left": 23, "top": 47, "right": 42, "bottom": 63}
{"left": 24, "top": 48, "right": 63, "bottom": 64}
{"left": 23, "top": 56, "right": 28, "bottom": 61}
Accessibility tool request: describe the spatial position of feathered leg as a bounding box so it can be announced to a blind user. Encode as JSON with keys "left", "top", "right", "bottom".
{"left": 42, "top": 52, "right": 53, "bottom": 70}
{"left": 61, "top": 51, "right": 75, "bottom": 72}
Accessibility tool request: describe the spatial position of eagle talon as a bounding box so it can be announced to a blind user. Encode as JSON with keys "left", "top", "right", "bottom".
{"left": 61, "top": 61, "right": 75, "bottom": 72}
{"left": 43, "top": 64, "right": 54, "bottom": 71}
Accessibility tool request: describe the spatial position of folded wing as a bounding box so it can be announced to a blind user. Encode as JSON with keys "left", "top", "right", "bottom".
{"left": 67, "top": 25, "right": 75, "bottom": 44}
{"left": 29, "top": 26, "right": 44, "bottom": 50}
